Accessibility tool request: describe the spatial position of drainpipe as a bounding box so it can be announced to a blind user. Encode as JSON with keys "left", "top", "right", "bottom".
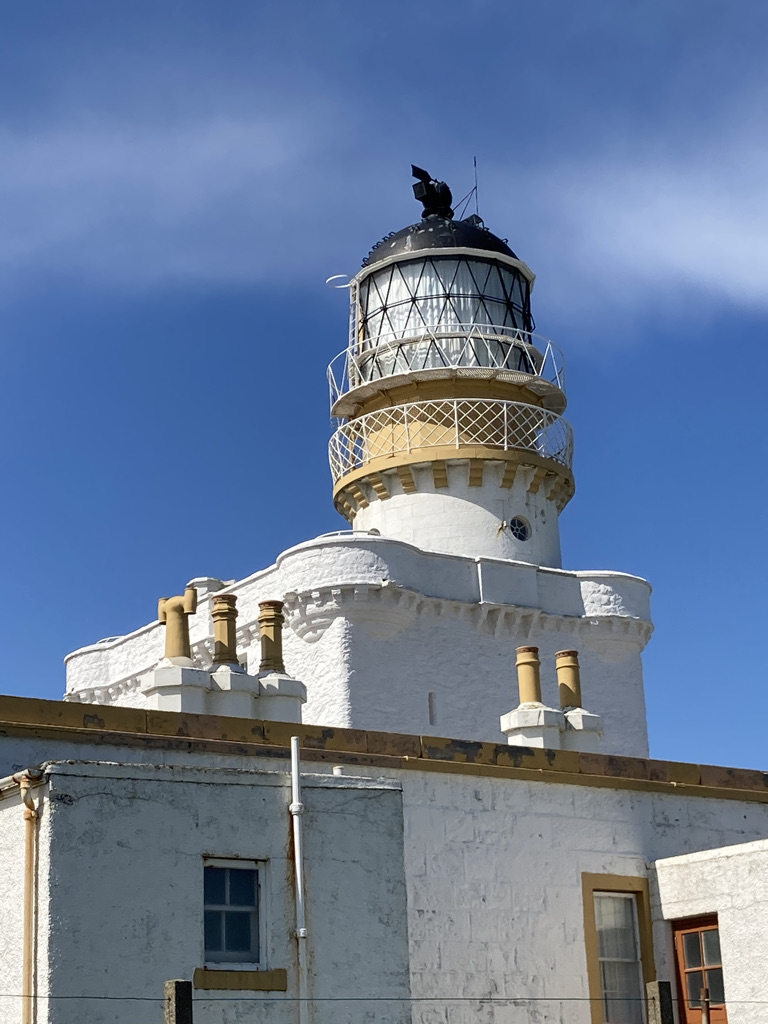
{"left": 290, "top": 736, "right": 309, "bottom": 1024}
{"left": 14, "top": 770, "right": 41, "bottom": 1024}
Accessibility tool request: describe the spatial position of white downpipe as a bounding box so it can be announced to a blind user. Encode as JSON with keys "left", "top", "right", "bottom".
{"left": 290, "top": 736, "right": 309, "bottom": 1024}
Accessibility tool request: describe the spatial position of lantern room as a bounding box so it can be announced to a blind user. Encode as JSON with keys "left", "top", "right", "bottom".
{"left": 326, "top": 167, "right": 575, "bottom": 567}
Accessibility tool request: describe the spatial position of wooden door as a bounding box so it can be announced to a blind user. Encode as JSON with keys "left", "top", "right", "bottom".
{"left": 672, "top": 917, "right": 728, "bottom": 1023}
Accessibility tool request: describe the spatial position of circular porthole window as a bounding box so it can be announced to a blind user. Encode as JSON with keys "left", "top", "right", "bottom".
{"left": 508, "top": 516, "right": 531, "bottom": 541}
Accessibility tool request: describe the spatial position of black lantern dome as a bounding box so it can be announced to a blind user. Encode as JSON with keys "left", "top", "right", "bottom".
{"left": 363, "top": 214, "right": 517, "bottom": 267}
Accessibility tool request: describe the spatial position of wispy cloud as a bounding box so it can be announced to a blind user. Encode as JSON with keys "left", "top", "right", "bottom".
{"left": 547, "top": 155, "right": 768, "bottom": 311}
{"left": 1, "top": 99, "right": 767, "bottom": 324}
{"left": 0, "top": 110, "right": 338, "bottom": 289}
{"left": 488, "top": 115, "right": 768, "bottom": 326}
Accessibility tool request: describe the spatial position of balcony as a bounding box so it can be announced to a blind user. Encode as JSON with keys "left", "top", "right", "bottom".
{"left": 329, "top": 398, "right": 573, "bottom": 484}
{"left": 328, "top": 327, "right": 566, "bottom": 418}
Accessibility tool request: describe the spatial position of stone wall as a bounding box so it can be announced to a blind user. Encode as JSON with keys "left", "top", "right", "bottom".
{"left": 33, "top": 761, "right": 410, "bottom": 1024}
{"left": 63, "top": 533, "right": 653, "bottom": 756}
{"left": 0, "top": 793, "right": 26, "bottom": 1024}
{"left": 656, "top": 838, "right": 768, "bottom": 1024}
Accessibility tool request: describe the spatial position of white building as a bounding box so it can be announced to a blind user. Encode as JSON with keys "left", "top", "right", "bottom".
{"left": 63, "top": 166, "right": 652, "bottom": 759}
{"left": 1, "top": 168, "right": 766, "bottom": 1024}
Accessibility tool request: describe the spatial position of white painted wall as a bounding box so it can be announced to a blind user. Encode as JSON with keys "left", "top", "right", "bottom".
{"left": 0, "top": 793, "right": 25, "bottom": 1024}
{"left": 5, "top": 750, "right": 768, "bottom": 1024}
{"left": 30, "top": 761, "right": 409, "bottom": 1024}
{"left": 655, "top": 838, "right": 768, "bottom": 1024}
{"left": 352, "top": 460, "right": 564, "bottom": 566}
{"left": 63, "top": 534, "right": 653, "bottom": 757}
{"left": 391, "top": 768, "right": 768, "bottom": 1024}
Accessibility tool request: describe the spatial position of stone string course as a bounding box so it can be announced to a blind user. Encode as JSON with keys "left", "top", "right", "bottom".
{"left": 1, "top": 694, "right": 766, "bottom": 802}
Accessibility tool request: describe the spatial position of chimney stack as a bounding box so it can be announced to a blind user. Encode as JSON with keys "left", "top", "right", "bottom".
{"left": 555, "top": 649, "right": 603, "bottom": 753}
{"left": 556, "top": 649, "right": 582, "bottom": 709}
{"left": 259, "top": 600, "right": 286, "bottom": 673}
{"left": 516, "top": 646, "right": 542, "bottom": 704}
{"left": 501, "top": 646, "right": 563, "bottom": 749}
{"left": 212, "top": 593, "right": 239, "bottom": 665}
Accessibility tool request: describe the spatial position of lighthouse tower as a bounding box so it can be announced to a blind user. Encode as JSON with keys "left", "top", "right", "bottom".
{"left": 64, "top": 167, "right": 653, "bottom": 757}
{"left": 328, "top": 167, "right": 572, "bottom": 566}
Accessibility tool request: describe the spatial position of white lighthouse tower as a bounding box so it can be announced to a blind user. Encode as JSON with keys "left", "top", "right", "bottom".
{"left": 328, "top": 166, "right": 572, "bottom": 567}
{"left": 64, "top": 168, "right": 653, "bottom": 757}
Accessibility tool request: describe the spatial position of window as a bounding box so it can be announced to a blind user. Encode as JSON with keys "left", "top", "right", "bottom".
{"left": 672, "top": 917, "right": 728, "bottom": 1023}
{"left": 508, "top": 516, "right": 531, "bottom": 541}
{"left": 582, "top": 874, "right": 655, "bottom": 1024}
{"left": 204, "top": 859, "right": 263, "bottom": 966}
{"left": 594, "top": 894, "right": 645, "bottom": 1023}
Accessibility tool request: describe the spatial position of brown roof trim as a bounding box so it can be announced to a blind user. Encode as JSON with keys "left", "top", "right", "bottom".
{"left": 1, "top": 694, "right": 767, "bottom": 802}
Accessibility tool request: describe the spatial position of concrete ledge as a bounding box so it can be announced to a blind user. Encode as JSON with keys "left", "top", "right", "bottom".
{"left": 1, "top": 694, "right": 767, "bottom": 801}
{"left": 193, "top": 968, "right": 287, "bottom": 991}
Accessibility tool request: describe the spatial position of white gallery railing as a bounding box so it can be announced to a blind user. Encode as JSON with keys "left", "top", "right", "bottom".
{"left": 329, "top": 398, "right": 573, "bottom": 482}
{"left": 328, "top": 326, "right": 565, "bottom": 411}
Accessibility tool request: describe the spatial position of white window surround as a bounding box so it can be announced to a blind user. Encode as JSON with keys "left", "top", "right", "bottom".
{"left": 203, "top": 856, "right": 268, "bottom": 971}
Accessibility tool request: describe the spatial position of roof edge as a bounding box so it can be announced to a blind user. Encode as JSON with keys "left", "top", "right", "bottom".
{"left": 0, "top": 694, "right": 766, "bottom": 802}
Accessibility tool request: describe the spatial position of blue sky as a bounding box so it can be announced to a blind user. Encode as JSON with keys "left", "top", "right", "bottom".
{"left": 1, "top": 0, "right": 767, "bottom": 768}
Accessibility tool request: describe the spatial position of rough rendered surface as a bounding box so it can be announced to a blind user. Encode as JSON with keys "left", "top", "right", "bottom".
{"left": 0, "top": 797, "right": 25, "bottom": 1024}
{"left": 64, "top": 533, "right": 653, "bottom": 756}
{"left": 655, "top": 838, "right": 768, "bottom": 1024}
{"left": 7, "top": 749, "right": 768, "bottom": 1024}
{"left": 36, "top": 761, "right": 410, "bottom": 1024}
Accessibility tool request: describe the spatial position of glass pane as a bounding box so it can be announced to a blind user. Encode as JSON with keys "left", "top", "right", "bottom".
{"left": 360, "top": 257, "right": 532, "bottom": 344}
{"left": 706, "top": 968, "right": 725, "bottom": 1005}
{"left": 229, "top": 868, "right": 256, "bottom": 907}
{"left": 603, "top": 995, "right": 644, "bottom": 1024}
{"left": 204, "top": 911, "right": 223, "bottom": 954}
{"left": 204, "top": 866, "right": 226, "bottom": 906}
{"left": 683, "top": 931, "right": 702, "bottom": 968}
{"left": 600, "top": 960, "right": 643, "bottom": 1023}
{"left": 702, "top": 929, "right": 721, "bottom": 966}
{"left": 686, "top": 970, "right": 704, "bottom": 1008}
{"left": 484, "top": 266, "right": 507, "bottom": 302}
{"left": 433, "top": 260, "right": 460, "bottom": 293}
{"left": 225, "top": 911, "right": 254, "bottom": 953}
{"left": 595, "top": 895, "right": 638, "bottom": 960}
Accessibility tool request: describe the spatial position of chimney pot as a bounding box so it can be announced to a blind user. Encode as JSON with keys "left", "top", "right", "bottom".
{"left": 515, "top": 645, "right": 542, "bottom": 704}
{"left": 556, "top": 649, "right": 582, "bottom": 709}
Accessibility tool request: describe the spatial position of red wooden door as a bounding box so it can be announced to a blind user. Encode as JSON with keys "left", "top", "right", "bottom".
{"left": 672, "top": 917, "right": 728, "bottom": 1024}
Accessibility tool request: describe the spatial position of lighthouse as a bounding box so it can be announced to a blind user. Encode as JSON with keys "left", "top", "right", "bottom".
{"left": 64, "top": 167, "right": 653, "bottom": 756}
{"left": 328, "top": 166, "right": 572, "bottom": 566}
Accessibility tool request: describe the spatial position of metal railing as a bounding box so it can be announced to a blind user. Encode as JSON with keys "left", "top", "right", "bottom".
{"left": 329, "top": 398, "right": 573, "bottom": 482}
{"left": 328, "top": 326, "right": 565, "bottom": 411}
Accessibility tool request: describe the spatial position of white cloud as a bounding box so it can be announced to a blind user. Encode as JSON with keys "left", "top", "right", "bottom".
{"left": 500, "top": 140, "right": 768, "bottom": 322}
{"left": 0, "top": 112, "right": 337, "bottom": 288}
{"left": 2, "top": 101, "right": 768, "bottom": 324}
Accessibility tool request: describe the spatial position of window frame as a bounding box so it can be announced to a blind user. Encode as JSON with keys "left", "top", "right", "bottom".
{"left": 582, "top": 873, "right": 656, "bottom": 1024}
{"left": 203, "top": 857, "right": 268, "bottom": 971}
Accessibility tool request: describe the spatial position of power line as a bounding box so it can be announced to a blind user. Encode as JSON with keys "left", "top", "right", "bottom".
{"left": 0, "top": 993, "right": 763, "bottom": 1004}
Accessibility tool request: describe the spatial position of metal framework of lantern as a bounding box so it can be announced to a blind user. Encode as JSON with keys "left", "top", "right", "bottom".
{"left": 327, "top": 168, "right": 575, "bottom": 524}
